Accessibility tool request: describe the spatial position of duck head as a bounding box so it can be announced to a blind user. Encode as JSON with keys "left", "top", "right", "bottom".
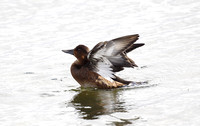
{"left": 62, "top": 45, "right": 89, "bottom": 63}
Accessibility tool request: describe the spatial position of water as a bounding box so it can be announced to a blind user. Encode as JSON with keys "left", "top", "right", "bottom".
{"left": 0, "top": 0, "right": 200, "bottom": 125}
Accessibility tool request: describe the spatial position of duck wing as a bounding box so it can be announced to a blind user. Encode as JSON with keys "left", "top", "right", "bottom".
{"left": 125, "top": 43, "right": 145, "bottom": 54}
{"left": 87, "top": 34, "right": 144, "bottom": 80}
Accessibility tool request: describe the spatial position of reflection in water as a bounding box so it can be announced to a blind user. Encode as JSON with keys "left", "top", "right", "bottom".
{"left": 67, "top": 83, "right": 152, "bottom": 124}
{"left": 69, "top": 88, "right": 126, "bottom": 120}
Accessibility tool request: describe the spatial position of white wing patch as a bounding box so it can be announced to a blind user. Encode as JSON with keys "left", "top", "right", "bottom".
{"left": 95, "top": 57, "right": 114, "bottom": 81}
{"left": 88, "top": 42, "right": 125, "bottom": 81}
{"left": 89, "top": 43, "right": 115, "bottom": 81}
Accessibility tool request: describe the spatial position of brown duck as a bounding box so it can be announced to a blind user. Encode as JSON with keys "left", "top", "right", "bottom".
{"left": 62, "top": 34, "right": 144, "bottom": 89}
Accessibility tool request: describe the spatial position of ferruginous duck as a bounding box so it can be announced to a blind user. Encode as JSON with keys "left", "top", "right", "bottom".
{"left": 62, "top": 34, "right": 144, "bottom": 89}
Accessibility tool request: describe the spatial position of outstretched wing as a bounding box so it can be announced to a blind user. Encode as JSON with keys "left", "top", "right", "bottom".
{"left": 87, "top": 34, "right": 144, "bottom": 80}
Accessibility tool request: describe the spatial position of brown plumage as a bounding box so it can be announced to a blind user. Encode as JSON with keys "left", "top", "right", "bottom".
{"left": 62, "top": 34, "right": 144, "bottom": 89}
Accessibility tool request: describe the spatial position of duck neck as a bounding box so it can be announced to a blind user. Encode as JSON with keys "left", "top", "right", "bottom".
{"left": 77, "top": 57, "right": 88, "bottom": 65}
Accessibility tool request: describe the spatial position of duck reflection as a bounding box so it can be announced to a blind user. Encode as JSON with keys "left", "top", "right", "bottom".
{"left": 69, "top": 88, "right": 126, "bottom": 119}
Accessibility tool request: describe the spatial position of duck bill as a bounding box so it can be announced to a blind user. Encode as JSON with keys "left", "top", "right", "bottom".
{"left": 62, "top": 49, "right": 74, "bottom": 55}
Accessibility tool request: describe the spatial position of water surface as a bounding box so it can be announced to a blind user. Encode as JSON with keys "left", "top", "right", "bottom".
{"left": 0, "top": 0, "right": 200, "bottom": 126}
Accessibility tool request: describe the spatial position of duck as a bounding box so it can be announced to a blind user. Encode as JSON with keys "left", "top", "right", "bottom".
{"left": 62, "top": 34, "right": 144, "bottom": 89}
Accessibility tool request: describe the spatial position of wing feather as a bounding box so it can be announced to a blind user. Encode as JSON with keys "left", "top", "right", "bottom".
{"left": 87, "top": 34, "right": 144, "bottom": 80}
